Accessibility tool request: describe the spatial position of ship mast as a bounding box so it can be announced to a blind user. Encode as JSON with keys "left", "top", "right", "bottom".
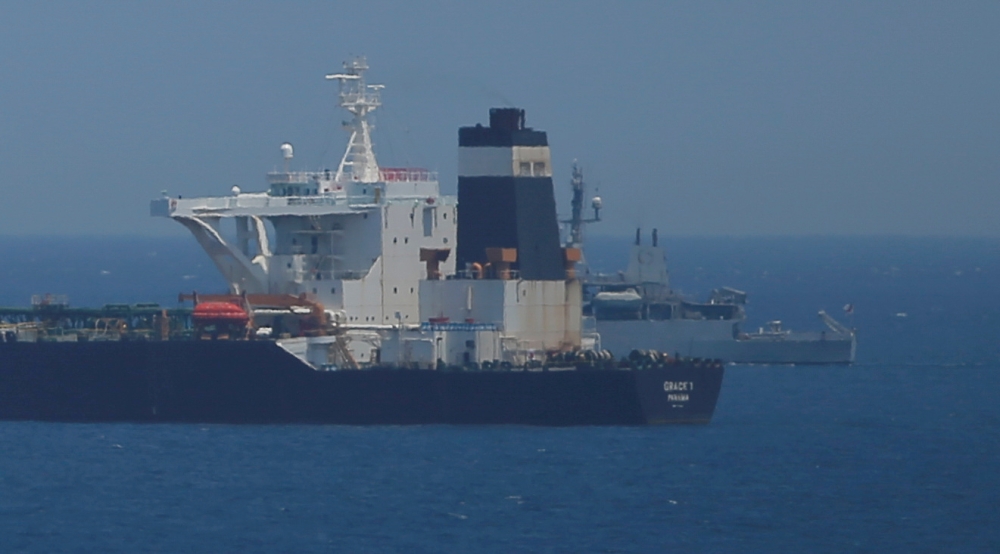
{"left": 562, "top": 160, "right": 601, "bottom": 250}
{"left": 326, "top": 57, "right": 382, "bottom": 183}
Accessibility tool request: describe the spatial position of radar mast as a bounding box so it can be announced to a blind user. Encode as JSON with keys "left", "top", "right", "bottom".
{"left": 562, "top": 160, "right": 601, "bottom": 250}
{"left": 326, "top": 57, "right": 383, "bottom": 183}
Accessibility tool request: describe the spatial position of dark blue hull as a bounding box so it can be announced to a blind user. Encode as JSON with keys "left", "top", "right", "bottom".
{"left": 0, "top": 341, "right": 723, "bottom": 425}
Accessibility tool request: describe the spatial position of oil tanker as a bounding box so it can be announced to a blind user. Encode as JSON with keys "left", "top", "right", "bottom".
{"left": 0, "top": 58, "right": 723, "bottom": 425}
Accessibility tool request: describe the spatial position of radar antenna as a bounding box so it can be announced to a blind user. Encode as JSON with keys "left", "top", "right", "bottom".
{"left": 280, "top": 142, "right": 294, "bottom": 173}
{"left": 326, "top": 57, "right": 382, "bottom": 183}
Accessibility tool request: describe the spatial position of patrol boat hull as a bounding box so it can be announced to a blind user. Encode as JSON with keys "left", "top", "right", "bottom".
{"left": 597, "top": 319, "right": 856, "bottom": 365}
{"left": 0, "top": 341, "right": 723, "bottom": 425}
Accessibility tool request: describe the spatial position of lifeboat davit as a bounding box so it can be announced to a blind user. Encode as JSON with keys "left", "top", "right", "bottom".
{"left": 192, "top": 302, "right": 250, "bottom": 324}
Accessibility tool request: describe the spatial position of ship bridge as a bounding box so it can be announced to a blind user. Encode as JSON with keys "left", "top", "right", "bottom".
{"left": 151, "top": 58, "right": 456, "bottom": 328}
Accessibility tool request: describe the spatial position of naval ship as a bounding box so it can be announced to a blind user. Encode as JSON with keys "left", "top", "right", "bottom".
{"left": 562, "top": 164, "right": 856, "bottom": 364}
{"left": 0, "top": 58, "right": 723, "bottom": 425}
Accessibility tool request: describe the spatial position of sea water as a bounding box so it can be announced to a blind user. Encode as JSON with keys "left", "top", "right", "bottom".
{"left": 1, "top": 236, "right": 998, "bottom": 552}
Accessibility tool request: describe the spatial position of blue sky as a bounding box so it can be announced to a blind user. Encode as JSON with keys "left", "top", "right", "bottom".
{"left": 0, "top": 1, "right": 997, "bottom": 236}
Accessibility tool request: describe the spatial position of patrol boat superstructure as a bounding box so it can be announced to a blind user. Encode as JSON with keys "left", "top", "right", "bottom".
{"left": 588, "top": 231, "right": 856, "bottom": 365}
{"left": 564, "top": 165, "right": 856, "bottom": 365}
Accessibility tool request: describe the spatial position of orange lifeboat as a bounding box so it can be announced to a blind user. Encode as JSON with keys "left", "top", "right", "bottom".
{"left": 192, "top": 302, "right": 249, "bottom": 325}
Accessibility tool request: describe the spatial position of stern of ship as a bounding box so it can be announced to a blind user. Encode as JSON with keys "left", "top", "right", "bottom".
{"left": 632, "top": 361, "right": 725, "bottom": 424}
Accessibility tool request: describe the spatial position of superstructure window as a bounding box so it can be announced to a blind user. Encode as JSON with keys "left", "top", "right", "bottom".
{"left": 422, "top": 208, "right": 433, "bottom": 237}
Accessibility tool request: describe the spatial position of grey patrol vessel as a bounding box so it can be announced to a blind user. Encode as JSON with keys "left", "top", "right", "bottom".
{"left": 562, "top": 164, "right": 856, "bottom": 365}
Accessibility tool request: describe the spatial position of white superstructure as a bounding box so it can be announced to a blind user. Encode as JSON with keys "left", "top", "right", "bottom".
{"left": 152, "top": 58, "right": 454, "bottom": 328}
{"left": 151, "top": 59, "right": 583, "bottom": 369}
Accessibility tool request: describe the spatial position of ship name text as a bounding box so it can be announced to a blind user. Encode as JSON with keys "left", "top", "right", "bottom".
{"left": 664, "top": 381, "right": 694, "bottom": 392}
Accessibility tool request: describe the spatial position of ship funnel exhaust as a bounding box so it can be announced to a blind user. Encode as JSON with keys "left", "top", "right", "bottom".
{"left": 456, "top": 108, "right": 563, "bottom": 280}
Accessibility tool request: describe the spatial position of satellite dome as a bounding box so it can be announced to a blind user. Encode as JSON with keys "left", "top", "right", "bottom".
{"left": 280, "top": 142, "right": 294, "bottom": 160}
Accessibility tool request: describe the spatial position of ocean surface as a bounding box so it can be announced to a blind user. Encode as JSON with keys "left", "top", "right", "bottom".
{"left": 1, "top": 235, "right": 999, "bottom": 552}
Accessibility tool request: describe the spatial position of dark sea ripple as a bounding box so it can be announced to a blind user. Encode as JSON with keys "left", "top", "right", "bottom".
{"left": 2, "top": 364, "right": 998, "bottom": 553}
{"left": 1, "top": 236, "right": 999, "bottom": 552}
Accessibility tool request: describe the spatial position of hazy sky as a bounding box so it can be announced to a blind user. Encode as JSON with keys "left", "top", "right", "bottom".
{"left": 1, "top": 1, "right": 997, "bottom": 236}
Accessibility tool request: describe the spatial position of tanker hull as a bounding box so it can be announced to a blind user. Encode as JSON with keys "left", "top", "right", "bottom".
{"left": 0, "top": 341, "right": 723, "bottom": 425}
